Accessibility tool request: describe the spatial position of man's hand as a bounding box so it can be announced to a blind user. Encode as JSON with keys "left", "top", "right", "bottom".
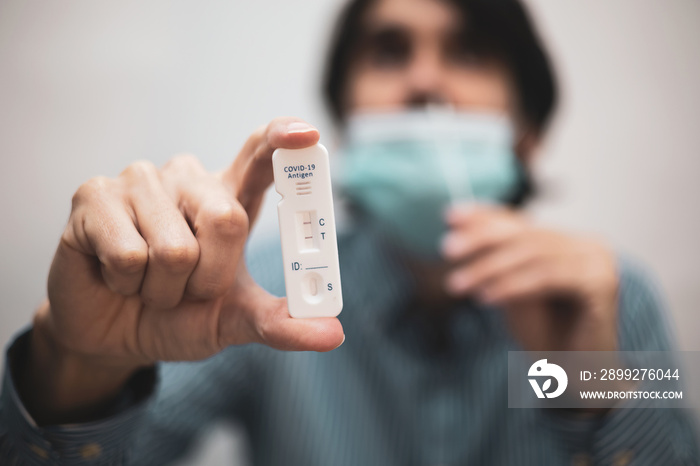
{"left": 441, "top": 204, "right": 619, "bottom": 353}
{"left": 23, "top": 118, "right": 344, "bottom": 424}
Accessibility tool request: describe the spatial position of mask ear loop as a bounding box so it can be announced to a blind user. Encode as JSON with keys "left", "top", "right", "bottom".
{"left": 427, "top": 106, "right": 476, "bottom": 209}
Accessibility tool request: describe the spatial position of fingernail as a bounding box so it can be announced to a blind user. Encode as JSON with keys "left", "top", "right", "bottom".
{"left": 287, "top": 121, "right": 317, "bottom": 134}
{"left": 334, "top": 334, "right": 346, "bottom": 350}
{"left": 440, "top": 234, "right": 462, "bottom": 257}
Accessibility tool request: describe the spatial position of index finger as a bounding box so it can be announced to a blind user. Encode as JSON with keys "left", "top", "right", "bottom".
{"left": 444, "top": 203, "right": 505, "bottom": 227}
{"left": 222, "top": 117, "right": 320, "bottom": 222}
{"left": 441, "top": 205, "right": 527, "bottom": 260}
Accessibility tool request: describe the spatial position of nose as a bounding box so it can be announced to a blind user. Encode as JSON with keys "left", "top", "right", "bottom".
{"left": 404, "top": 42, "right": 448, "bottom": 107}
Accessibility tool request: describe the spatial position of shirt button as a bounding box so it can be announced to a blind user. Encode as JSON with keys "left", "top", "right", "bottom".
{"left": 28, "top": 443, "right": 49, "bottom": 459}
{"left": 80, "top": 443, "right": 103, "bottom": 459}
{"left": 613, "top": 450, "right": 634, "bottom": 466}
{"left": 571, "top": 452, "right": 592, "bottom": 466}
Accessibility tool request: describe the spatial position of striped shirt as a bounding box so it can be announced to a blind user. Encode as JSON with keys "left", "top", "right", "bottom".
{"left": 1, "top": 220, "right": 699, "bottom": 465}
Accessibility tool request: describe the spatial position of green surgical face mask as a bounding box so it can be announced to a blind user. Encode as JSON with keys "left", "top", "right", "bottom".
{"left": 336, "top": 109, "right": 524, "bottom": 259}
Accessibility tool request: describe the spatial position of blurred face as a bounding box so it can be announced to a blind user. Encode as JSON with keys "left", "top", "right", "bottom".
{"left": 345, "top": 0, "right": 517, "bottom": 117}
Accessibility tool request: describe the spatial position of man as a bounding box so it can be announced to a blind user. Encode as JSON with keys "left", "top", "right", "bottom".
{"left": 1, "top": 0, "right": 698, "bottom": 464}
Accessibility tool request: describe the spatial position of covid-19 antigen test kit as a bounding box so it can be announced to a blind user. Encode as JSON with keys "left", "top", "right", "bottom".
{"left": 272, "top": 144, "right": 343, "bottom": 318}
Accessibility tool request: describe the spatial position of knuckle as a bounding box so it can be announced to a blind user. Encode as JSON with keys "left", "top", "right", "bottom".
{"left": 121, "top": 160, "right": 158, "bottom": 179}
{"left": 250, "top": 127, "right": 268, "bottom": 160}
{"left": 256, "top": 313, "right": 271, "bottom": 345}
{"left": 105, "top": 247, "right": 148, "bottom": 275}
{"left": 163, "top": 153, "right": 202, "bottom": 173}
{"left": 72, "top": 176, "right": 111, "bottom": 207}
{"left": 151, "top": 240, "right": 199, "bottom": 270}
{"left": 251, "top": 298, "right": 287, "bottom": 347}
{"left": 200, "top": 201, "right": 248, "bottom": 238}
{"left": 252, "top": 124, "right": 267, "bottom": 140}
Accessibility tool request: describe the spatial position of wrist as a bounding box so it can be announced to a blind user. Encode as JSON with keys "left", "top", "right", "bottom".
{"left": 17, "top": 303, "right": 149, "bottom": 425}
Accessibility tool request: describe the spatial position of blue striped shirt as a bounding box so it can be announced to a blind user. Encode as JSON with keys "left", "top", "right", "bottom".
{"left": 2, "top": 221, "right": 699, "bottom": 465}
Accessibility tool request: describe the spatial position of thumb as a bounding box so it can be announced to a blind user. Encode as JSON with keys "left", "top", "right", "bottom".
{"left": 221, "top": 117, "right": 320, "bottom": 225}
{"left": 221, "top": 270, "right": 345, "bottom": 352}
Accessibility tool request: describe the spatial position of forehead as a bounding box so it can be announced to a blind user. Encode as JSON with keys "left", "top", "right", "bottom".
{"left": 363, "top": 0, "right": 465, "bottom": 35}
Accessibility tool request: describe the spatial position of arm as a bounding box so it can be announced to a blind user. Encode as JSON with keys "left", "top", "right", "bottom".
{"left": 0, "top": 329, "right": 258, "bottom": 465}
{"left": 441, "top": 205, "right": 698, "bottom": 464}
{"left": 543, "top": 258, "right": 699, "bottom": 465}
{"left": 0, "top": 117, "right": 344, "bottom": 465}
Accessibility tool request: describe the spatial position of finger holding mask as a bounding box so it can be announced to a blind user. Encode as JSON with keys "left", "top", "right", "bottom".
{"left": 337, "top": 107, "right": 526, "bottom": 258}
{"left": 335, "top": 105, "right": 618, "bottom": 352}
{"left": 331, "top": 0, "right": 619, "bottom": 352}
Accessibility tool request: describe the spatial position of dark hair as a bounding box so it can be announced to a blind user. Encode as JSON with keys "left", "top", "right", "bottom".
{"left": 322, "top": 0, "right": 558, "bottom": 135}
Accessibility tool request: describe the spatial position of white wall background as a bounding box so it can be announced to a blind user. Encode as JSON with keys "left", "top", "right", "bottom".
{"left": 1, "top": 1, "right": 698, "bottom": 464}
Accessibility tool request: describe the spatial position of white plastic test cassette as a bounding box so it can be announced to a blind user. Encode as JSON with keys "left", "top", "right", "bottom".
{"left": 272, "top": 143, "right": 343, "bottom": 318}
